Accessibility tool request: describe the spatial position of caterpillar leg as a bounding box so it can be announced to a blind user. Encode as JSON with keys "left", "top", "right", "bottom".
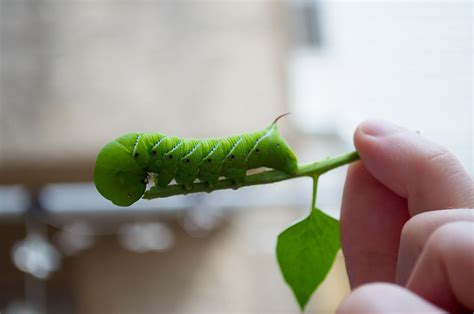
{"left": 222, "top": 168, "right": 246, "bottom": 190}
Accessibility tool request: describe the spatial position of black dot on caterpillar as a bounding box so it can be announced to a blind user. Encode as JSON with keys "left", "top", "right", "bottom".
{"left": 134, "top": 153, "right": 139, "bottom": 158}
{"left": 127, "top": 192, "right": 132, "bottom": 198}
{"left": 255, "top": 148, "right": 260, "bottom": 153}
{"left": 186, "top": 158, "right": 190, "bottom": 163}
{"left": 151, "top": 151, "right": 157, "bottom": 156}
{"left": 231, "top": 155, "right": 235, "bottom": 159}
{"left": 276, "top": 144, "right": 280, "bottom": 148}
{"left": 168, "top": 155, "right": 173, "bottom": 159}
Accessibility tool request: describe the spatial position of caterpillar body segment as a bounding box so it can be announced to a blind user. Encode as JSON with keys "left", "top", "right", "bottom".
{"left": 197, "top": 139, "right": 225, "bottom": 186}
{"left": 94, "top": 120, "right": 298, "bottom": 206}
{"left": 133, "top": 132, "right": 165, "bottom": 170}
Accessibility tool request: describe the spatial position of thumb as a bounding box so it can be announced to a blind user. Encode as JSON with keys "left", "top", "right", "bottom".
{"left": 354, "top": 120, "right": 473, "bottom": 215}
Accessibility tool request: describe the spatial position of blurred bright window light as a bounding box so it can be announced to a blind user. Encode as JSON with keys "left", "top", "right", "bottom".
{"left": 0, "top": 185, "right": 29, "bottom": 217}
{"left": 287, "top": 0, "right": 472, "bottom": 173}
{"left": 39, "top": 182, "right": 192, "bottom": 214}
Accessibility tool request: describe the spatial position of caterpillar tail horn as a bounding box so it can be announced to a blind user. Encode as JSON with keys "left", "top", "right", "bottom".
{"left": 272, "top": 112, "right": 291, "bottom": 125}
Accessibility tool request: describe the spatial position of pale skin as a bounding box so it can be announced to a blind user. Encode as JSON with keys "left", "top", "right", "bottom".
{"left": 337, "top": 120, "right": 474, "bottom": 313}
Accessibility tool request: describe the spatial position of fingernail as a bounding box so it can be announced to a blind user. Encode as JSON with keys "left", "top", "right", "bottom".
{"left": 359, "top": 120, "right": 403, "bottom": 137}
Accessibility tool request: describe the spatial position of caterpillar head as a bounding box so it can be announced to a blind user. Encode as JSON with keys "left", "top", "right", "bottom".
{"left": 94, "top": 133, "right": 147, "bottom": 206}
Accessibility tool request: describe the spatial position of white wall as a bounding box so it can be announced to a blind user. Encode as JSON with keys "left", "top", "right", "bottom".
{"left": 289, "top": 0, "right": 472, "bottom": 174}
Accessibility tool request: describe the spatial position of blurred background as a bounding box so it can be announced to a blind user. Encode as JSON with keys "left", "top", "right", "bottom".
{"left": 0, "top": 1, "right": 472, "bottom": 313}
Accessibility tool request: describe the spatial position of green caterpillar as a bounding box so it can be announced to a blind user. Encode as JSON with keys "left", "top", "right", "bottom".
{"left": 94, "top": 114, "right": 298, "bottom": 206}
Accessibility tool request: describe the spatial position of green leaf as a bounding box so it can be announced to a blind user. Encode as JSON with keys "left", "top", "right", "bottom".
{"left": 276, "top": 207, "right": 340, "bottom": 310}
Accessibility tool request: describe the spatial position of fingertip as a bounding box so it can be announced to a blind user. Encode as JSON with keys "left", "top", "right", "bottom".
{"left": 354, "top": 121, "right": 404, "bottom": 190}
{"left": 357, "top": 119, "right": 407, "bottom": 138}
{"left": 337, "top": 283, "right": 445, "bottom": 313}
{"left": 353, "top": 120, "right": 408, "bottom": 175}
{"left": 340, "top": 161, "right": 368, "bottom": 220}
{"left": 352, "top": 120, "right": 473, "bottom": 213}
{"left": 340, "top": 161, "right": 365, "bottom": 236}
{"left": 343, "top": 162, "right": 365, "bottom": 191}
{"left": 341, "top": 160, "right": 409, "bottom": 288}
{"left": 396, "top": 208, "right": 474, "bottom": 286}
{"left": 341, "top": 161, "right": 368, "bottom": 217}
{"left": 407, "top": 221, "right": 474, "bottom": 311}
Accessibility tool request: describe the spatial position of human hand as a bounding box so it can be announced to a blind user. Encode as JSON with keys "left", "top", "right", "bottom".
{"left": 337, "top": 120, "right": 474, "bottom": 313}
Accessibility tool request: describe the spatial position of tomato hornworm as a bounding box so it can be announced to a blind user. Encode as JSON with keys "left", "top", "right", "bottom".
{"left": 94, "top": 114, "right": 298, "bottom": 206}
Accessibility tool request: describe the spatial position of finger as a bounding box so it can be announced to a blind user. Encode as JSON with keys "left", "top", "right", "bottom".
{"left": 337, "top": 282, "right": 445, "bottom": 313}
{"left": 355, "top": 120, "right": 474, "bottom": 215}
{"left": 341, "top": 161, "right": 410, "bottom": 288}
{"left": 407, "top": 221, "right": 474, "bottom": 312}
{"left": 397, "top": 208, "right": 474, "bottom": 285}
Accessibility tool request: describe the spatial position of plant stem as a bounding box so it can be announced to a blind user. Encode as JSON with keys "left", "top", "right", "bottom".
{"left": 311, "top": 175, "right": 319, "bottom": 210}
{"left": 143, "top": 151, "right": 359, "bottom": 200}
